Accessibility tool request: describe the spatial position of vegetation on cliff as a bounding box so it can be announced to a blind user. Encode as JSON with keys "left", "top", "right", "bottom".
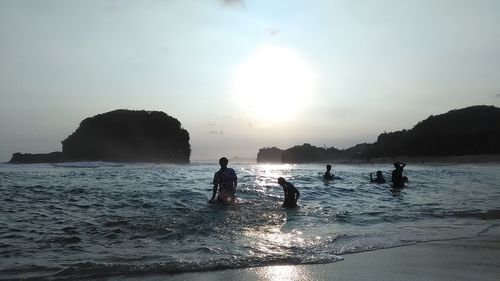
{"left": 9, "top": 152, "right": 66, "bottom": 164}
{"left": 9, "top": 110, "right": 191, "bottom": 163}
{"left": 282, "top": 144, "right": 344, "bottom": 163}
{"left": 257, "top": 147, "right": 283, "bottom": 163}
{"left": 257, "top": 105, "right": 500, "bottom": 163}
{"left": 362, "top": 105, "right": 500, "bottom": 158}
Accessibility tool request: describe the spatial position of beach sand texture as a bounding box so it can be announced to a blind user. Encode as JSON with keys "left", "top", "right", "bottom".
{"left": 136, "top": 226, "right": 500, "bottom": 281}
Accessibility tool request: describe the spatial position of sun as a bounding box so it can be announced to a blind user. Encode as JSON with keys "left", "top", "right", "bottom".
{"left": 233, "top": 45, "right": 315, "bottom": 125}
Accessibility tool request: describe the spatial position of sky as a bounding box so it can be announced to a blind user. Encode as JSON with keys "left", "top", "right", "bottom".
{"left": 1, "top": 0, "right": 499, "bottom": 162}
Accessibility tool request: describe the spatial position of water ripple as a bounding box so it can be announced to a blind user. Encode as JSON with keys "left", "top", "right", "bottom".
{"left": 0, "top": 163, "right": 499, "bottom": 279}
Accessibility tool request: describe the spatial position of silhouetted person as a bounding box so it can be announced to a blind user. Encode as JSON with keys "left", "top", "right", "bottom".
{"left": 323, "top": 164, "right": 334, "bottom": 180}
{"left": 391, "top": 162, "right": 406, "bottom": 188}
{"left": 210, "top": 157, "right": 238, "bottom": 204}
{"left": 370, "top": 171, "right": 386, "bottom": 184}
{"left": 278, "top": 177, "right": 300, "bottom": 208}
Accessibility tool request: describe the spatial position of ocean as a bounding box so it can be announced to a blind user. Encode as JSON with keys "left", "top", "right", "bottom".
{"left": 1, "top": 161, "right": 500, "bottom": 280}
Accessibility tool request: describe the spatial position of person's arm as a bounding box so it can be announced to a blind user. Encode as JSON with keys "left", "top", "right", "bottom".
{"left": 211, "top": 185, "right": 217, "bottom": 201}
{"left": 210, "top": 173, "right": 218, "bottom": 202}
{"left": 401, "top": 163, "right": 406, "bottom": 169}
{"left": 370, "top": 173, "right": 374, "bottom": 181}
{"left": 233, "top": 170, "right": 238, "bottom": 189}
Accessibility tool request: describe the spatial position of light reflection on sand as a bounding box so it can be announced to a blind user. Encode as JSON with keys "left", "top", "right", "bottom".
{"left": 256, "top": 265, "right": 310, "bottom": 281}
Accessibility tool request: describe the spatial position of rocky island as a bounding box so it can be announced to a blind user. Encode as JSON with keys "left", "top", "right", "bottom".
{"left": 9, "top": 110, "right": 191, "bottom": 164}
{"left": 257, "top": 105, "right": 500, "bottom": 163}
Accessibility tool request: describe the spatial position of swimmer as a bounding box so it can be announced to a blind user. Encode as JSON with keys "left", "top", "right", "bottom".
{"left": 370, "top": 170, "right": 386, "bottom": 184}
{"left": 323, "top": 164, "right": 334, "bottom": 181}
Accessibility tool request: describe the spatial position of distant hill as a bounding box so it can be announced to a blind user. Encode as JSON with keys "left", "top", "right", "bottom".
{"left": 257, "top": 105, "right": 500, "bottom": 163}
{"left": 257, "top": 147, "right": 283, "bottom": 163}
{"left": 362, "top": 105, "right": 500, "bottom": 158}
{"left": 9, "top": 110, "right": 191, "bottom": 163}
{"left": 282, "top": 144, "right": 345, "bottom": 163}
{"left": 258, "top": 144, "right": 351, "bottom": 163}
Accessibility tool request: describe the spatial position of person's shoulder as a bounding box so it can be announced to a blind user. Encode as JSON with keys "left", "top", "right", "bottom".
{"left": 228, "top": 168, "right": 237, "bottom": 177}
{"left": 214, "top": 170, "right": 222, "bottom": 177}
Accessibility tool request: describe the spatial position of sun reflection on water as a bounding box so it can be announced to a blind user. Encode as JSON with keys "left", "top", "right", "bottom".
{"left": 243, "top": 225, "right": 307, "bottom": 257}
{"left": 252, "top": 164, "right": 294, "bottom": 193}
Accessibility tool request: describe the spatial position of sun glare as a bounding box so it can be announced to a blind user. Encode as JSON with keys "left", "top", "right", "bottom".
{"left": 233, "top": 45, "right": 315, "bottom": 125}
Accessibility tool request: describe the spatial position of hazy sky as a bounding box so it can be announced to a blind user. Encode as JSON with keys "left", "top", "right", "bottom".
{"left": 1, "top": 0, "right": 499, "bottom": 161}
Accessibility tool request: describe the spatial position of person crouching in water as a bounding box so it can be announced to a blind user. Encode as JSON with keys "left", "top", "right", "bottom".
{"left": 370, "top": 171, "right": 386, "bottom": 184}
{"left": 210, "top": 157, "right": 238, "bottom": 204}
{"left": 277, "top": 177, "right": 300, "bottom": 208}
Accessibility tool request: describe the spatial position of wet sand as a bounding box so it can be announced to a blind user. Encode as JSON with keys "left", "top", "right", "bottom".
{"left": 132, "top": 226, "right": 500, "bottom": 281}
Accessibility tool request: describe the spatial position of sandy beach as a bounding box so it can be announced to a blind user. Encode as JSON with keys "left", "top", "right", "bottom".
{"left": 130, "top": 226, "right": 500, "bottom": 281}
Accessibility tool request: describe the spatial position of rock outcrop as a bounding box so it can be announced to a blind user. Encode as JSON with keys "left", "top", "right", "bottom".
{"left": 257, "top": 105, "right": 500, "bottom": 163}
{"left": 257, "top": 147, "right": 283, "bottom": 163}
{"left": 9, "top": 152, "right": 66, "bottom": 164}
{"left": 9, "top": 109, "right": 191, "bottom": 164}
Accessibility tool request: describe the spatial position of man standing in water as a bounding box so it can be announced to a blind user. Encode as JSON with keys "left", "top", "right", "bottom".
{"left": 391, "top": 162, "right": 406, "bottom": 188}
{"left": 210, "top": 157, "right": 238, "bottom": 204}
{"left": 278, "top": 177, "right": 300, "bottom": 208}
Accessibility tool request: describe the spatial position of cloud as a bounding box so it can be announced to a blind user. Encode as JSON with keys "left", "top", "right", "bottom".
{"left": 105, "top": 1, "right": 122, "bottom": 13}
{"left": 221, "top": 0, "right": 244, "bottom": 7}
{"left": 268, "top": 28, "right": 280, "bottom": 37}
{"left": 495, "top": 93, "right": 500, "bottom": 98}
{"left": 209, "top": 130, "right": 224, "bottom": 135}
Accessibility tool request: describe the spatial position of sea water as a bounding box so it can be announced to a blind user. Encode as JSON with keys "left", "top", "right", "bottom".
{"left": 1, "top": 162, "right": 500, "bottom": 279}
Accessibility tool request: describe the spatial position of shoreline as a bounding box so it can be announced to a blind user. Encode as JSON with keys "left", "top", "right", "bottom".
{"left": 4, "top": 154, "right": 500, "bottom": 165}
{"left": 126, "top": 226, "right": 500, "bottom": 281}
{"left": 342, "top": 154, "right": 500, "bottom": 165}
{"left": 0, "top": 154, "right": 500, "bottom": 165}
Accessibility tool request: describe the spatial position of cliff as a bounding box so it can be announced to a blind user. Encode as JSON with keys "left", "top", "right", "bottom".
{"left": 9, "top": 152, "right": 66, "bottom": 164}
{"left": 282, "top": 144, "right": 344, "bottom": 163}
{"left": 257, "top": 105, "right": 500, "bottom": 163}
{"left": 362, "top": 105, "right": 500, "bottom": 158}
{"left": 257, "top": 144, "right": 347, "bottom": 163}
{"left": 257, "top": 147, "right": 283, "bottom": 163}
{"left": 9, "top": 109, "right": 191, "bottom": 164}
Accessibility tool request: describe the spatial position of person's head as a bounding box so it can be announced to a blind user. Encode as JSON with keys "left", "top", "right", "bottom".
{"left": 326, "top": 164, "right": 332, "bottom": 171}
{"left": 394, "top": 162, "right": 400, "bottom": 168}
{"left": 376, "top": 171, "right": 383, "bottom": 177}
{"left": 278, "top": 177, "right": 286, "bottom": 185}
{"left": 219, "top": 157, "right": 229, "bottom": 167}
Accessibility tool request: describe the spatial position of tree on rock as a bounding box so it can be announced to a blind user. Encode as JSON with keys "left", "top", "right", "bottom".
{"left": 62, "top": 110, "right": 191, "bottom": 163}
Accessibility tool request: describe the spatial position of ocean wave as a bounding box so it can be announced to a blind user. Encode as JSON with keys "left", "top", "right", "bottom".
{"left": 1, "top": 163, "right": 500, "bottom": 280}
{"left": 10, "top": 254, "right": 344, "bottom": 280}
